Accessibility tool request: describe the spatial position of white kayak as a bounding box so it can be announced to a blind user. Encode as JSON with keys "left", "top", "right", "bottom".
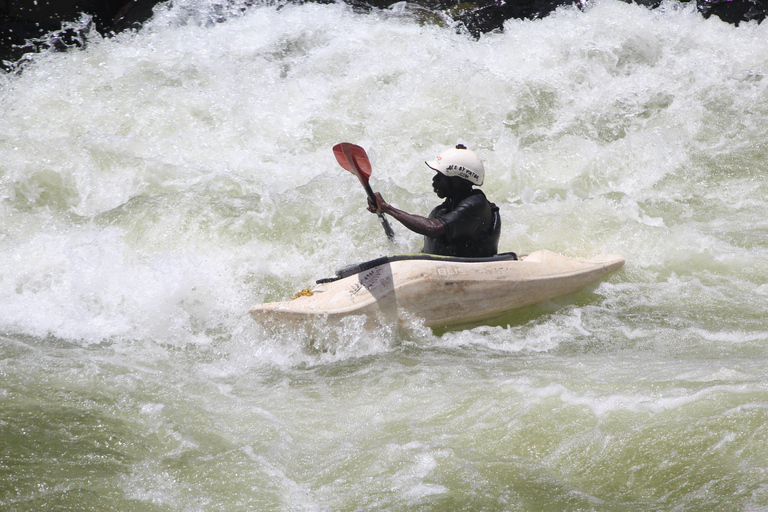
{"left": 250, "top": 250, "right": 625, "bottom": 329}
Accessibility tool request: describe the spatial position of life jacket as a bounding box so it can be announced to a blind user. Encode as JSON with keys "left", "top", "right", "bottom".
{"left": 423, "top": 192, "right": 501, "bottom": 258}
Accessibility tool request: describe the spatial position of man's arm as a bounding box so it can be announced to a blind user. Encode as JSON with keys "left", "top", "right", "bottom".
{"left": 368, "top": 193, "right": 446, "bottom": 238}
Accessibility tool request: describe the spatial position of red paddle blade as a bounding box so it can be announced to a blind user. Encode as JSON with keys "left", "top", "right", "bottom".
{"left": 333, "top": 143, "right": 372, "bottom": 183}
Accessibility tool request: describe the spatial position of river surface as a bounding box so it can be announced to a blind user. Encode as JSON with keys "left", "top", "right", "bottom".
{"left": 2, "top": 0, "right": 768, "bottom": 510}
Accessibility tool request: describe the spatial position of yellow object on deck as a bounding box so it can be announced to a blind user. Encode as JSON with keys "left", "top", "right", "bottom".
{"left": 293, "top": 288, "right": 314, "bottom": 299}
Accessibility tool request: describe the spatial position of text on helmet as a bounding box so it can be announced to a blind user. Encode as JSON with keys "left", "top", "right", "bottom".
{"left": 446, "top": 165, "right": 479, "bottom": 181}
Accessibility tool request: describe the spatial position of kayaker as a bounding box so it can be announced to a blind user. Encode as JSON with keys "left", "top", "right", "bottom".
{"left": 367, "top": 144, "right": 501, "bottom": 258}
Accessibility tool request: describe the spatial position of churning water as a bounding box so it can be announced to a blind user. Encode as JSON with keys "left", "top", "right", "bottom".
{"left": 2, "top": 0, "right": 768, "bottom": 509}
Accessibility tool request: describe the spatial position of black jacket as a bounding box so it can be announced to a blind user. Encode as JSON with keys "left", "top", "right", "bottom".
{"left": 423, "top": 190, "right": 501, "bottom": 257}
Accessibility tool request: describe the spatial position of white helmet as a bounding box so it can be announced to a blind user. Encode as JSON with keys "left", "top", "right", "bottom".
{"left": 425, "top": 144, "right": 485, "bottom": 186}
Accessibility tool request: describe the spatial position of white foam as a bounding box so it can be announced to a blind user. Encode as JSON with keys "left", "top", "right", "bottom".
{"left": 0, "top": 0, "right": 767, "bottom": 366}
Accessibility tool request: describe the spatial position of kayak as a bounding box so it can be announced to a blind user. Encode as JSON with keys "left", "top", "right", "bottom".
{"left": 250, "top": 250, "right": 625, "bottom": 329}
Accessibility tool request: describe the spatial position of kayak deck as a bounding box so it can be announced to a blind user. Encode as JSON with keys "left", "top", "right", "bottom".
{"left": 250, "top": 250, "right": 625, "bottom": 328}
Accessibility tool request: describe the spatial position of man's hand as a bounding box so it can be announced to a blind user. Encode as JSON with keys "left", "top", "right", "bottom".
{"left": 367, "top": 192, "right": 386, "bottom": 214}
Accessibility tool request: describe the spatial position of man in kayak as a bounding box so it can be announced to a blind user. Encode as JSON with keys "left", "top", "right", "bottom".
{"left": 367, "top": 144, "right": 501, "bottom": 258}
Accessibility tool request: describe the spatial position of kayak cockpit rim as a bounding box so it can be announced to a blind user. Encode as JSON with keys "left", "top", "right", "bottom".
{"left": 317, "top": 252, "right": 519, "bottom": 284}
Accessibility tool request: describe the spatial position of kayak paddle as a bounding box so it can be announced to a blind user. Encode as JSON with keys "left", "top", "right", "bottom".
{"left": 333, "top": 142, "right": 396, "bottom": 242}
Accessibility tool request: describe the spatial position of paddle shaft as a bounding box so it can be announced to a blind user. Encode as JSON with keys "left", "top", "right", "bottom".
{"left": 339, "top": 144, "right": 396, "bottom": 241}
{"left": 365, "top": 184, "right": 396, "bottom": 241}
